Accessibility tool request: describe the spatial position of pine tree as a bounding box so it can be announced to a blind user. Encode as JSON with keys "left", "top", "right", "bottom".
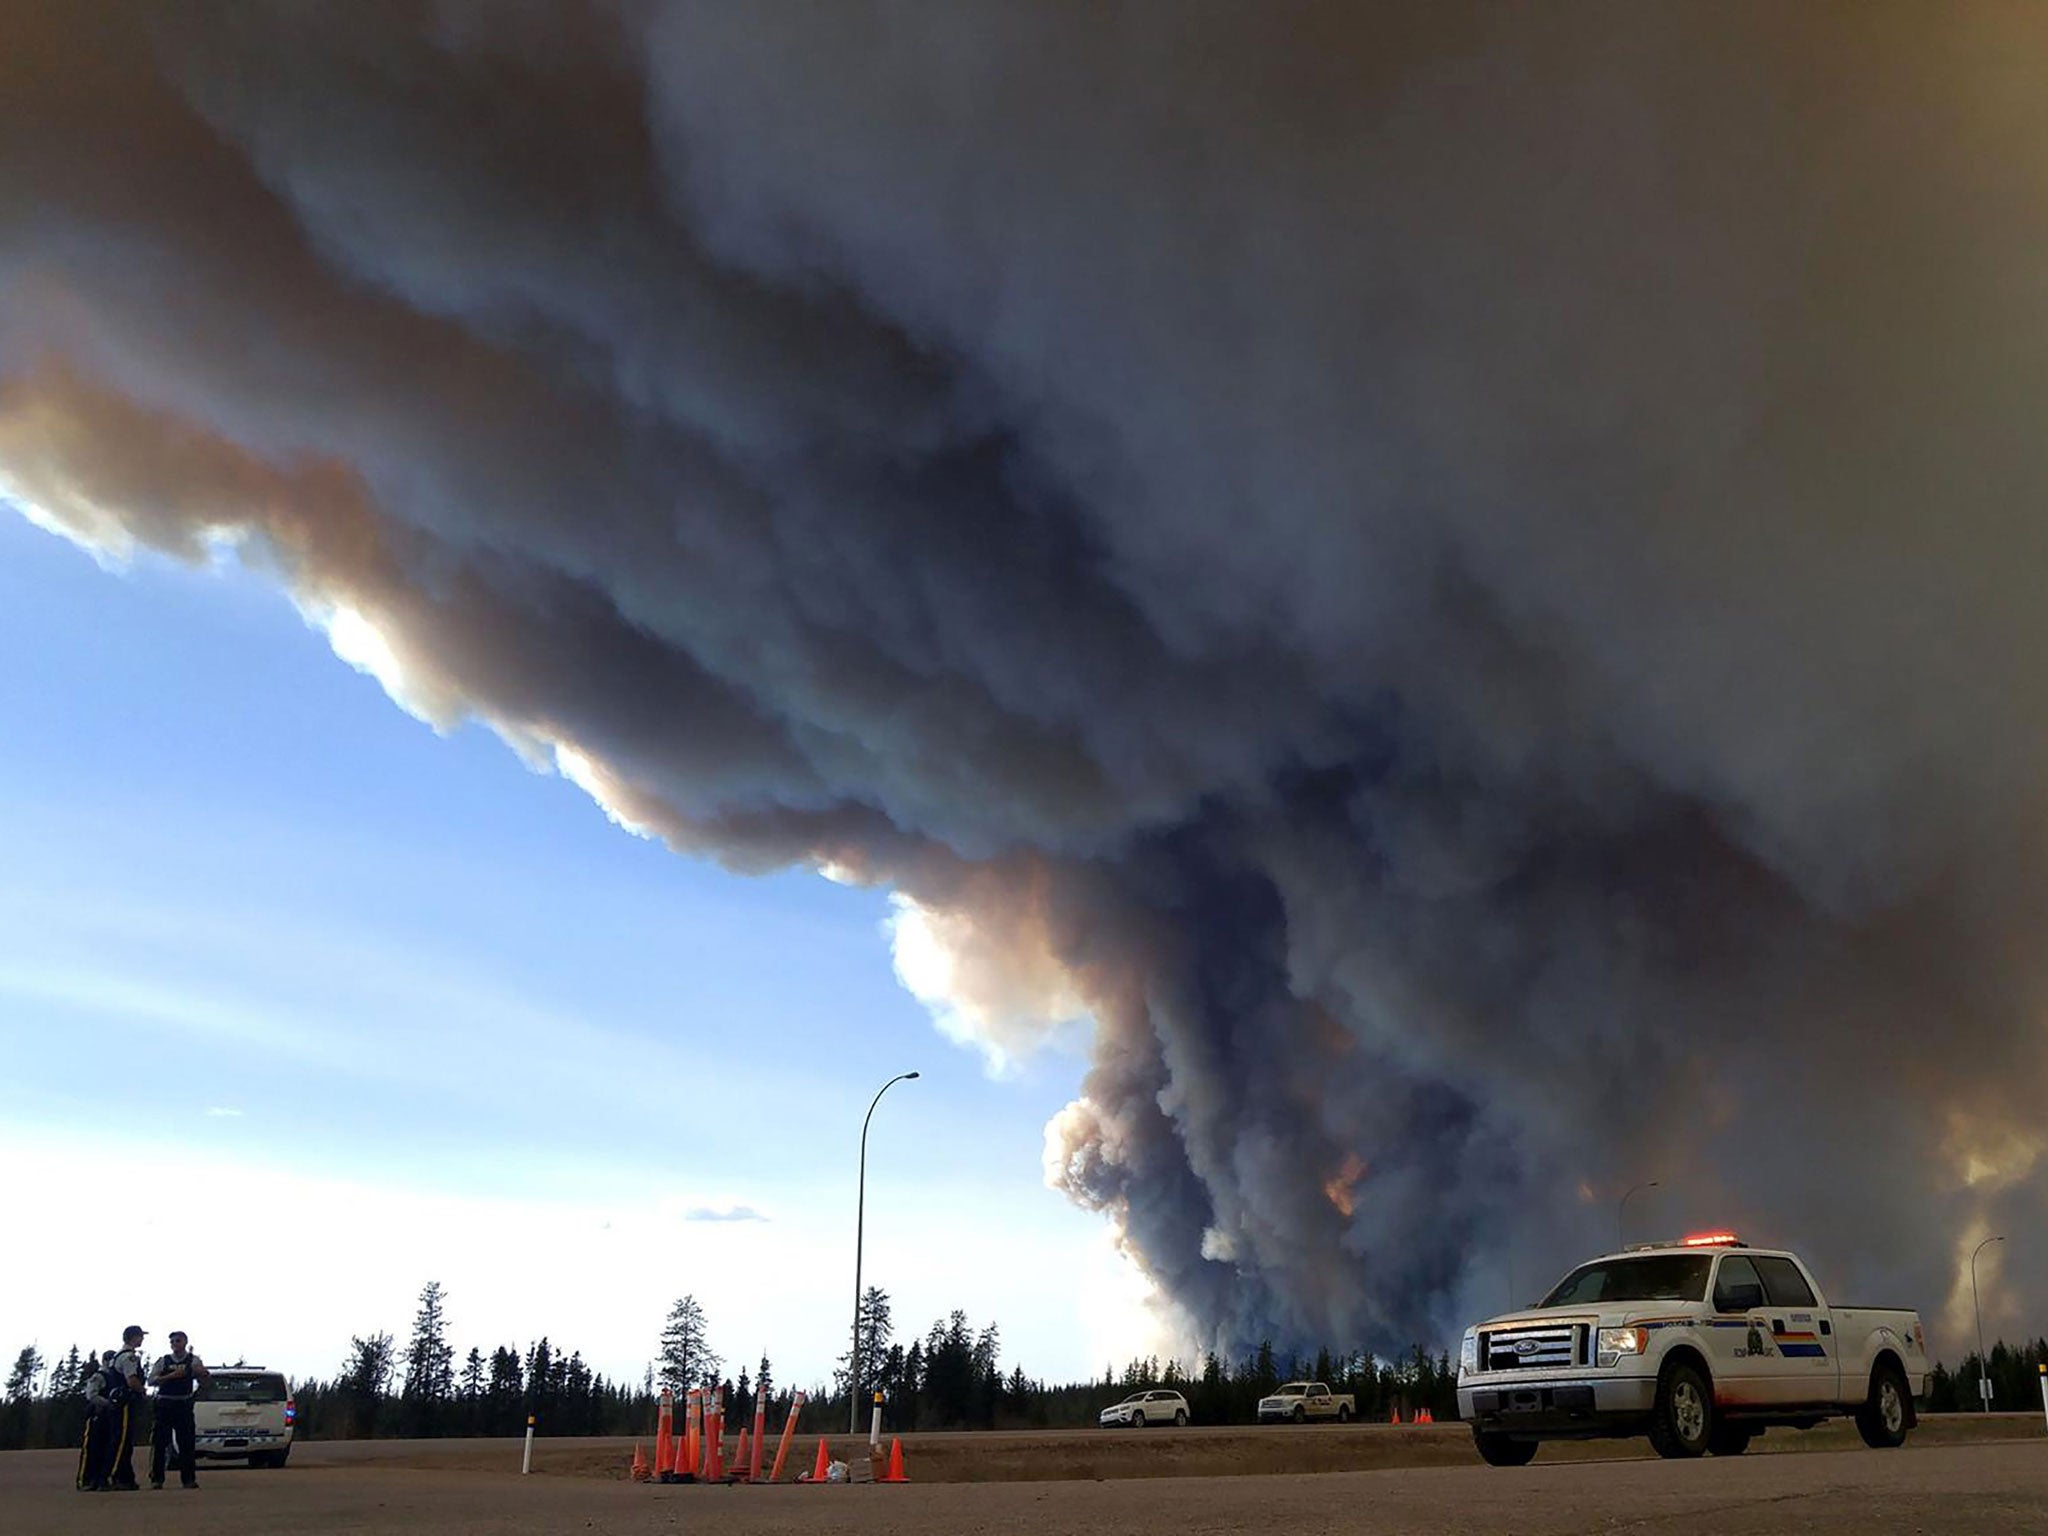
{"left": 402, "top": 1282, "right": 456, "bottom": 1404}
{"left": 486, "top": 1346, "right": 524, "bottom": 1435}
{"left": 838, "top": 1286, "right": 893, "bottom": 1405}
{"left": 337, "top": 1331, "right": 395, "bottom": 1438}
{"left": 4, "top": 1347, "right": 43, "bottom": 1401}
{"left": 655, "top": 1296, "right": 720, "bottom": 1394}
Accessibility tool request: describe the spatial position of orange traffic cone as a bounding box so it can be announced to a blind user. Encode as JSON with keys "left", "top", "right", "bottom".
{"left": 1390, "top": 1407, "right": 1402, "bottom": 1425}
{"left": 806, "top": 1438, "right": 831, "bottom": 1483}
{"left": 631, "top": 1442, "right": 650, "bottom": 1481}
{"left": 735, "top": 1428, "right": 752, "bottom": 1481}
{"left": 877, "top": 1437, "right": 910, "bottom": 1483}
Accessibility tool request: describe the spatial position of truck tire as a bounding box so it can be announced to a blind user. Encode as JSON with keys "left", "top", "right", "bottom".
{"left": 1646, "top": 1360, "right": 1713, "bottom": 1459}
{"left": 1856, "top": 1363, "right": 1911, "bottom": 1449}
{"left": 1472, "top": 1429, "right": 1538, "bottom": 1467}
{"left": 1336, "top": 1404, "right": 1351, "bottom": 1423}
{"left": 1292, "top": 1405, "right": 1306, "bottom": 1423}
{"left": 1707, "top": 1423, "right": 1753, "bottom": 1456}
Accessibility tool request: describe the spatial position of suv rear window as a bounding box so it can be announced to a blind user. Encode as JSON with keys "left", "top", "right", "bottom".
{"left": 200, "top": 1373, "right": 288, "bottom": 1403}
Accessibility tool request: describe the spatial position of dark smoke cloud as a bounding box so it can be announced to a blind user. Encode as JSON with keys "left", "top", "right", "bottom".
{"left": 5, "top": 1, "right": 2046, "bottom": 1353}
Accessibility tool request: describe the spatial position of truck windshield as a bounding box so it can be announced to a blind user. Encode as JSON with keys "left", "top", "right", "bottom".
{"left": 1536, "top": 1254, "right": 1711, "bottom": 1307}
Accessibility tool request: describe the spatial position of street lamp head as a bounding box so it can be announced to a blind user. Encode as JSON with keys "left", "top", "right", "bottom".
{"left": 905, "top": 1071, "right": 921, "bottom": 1080}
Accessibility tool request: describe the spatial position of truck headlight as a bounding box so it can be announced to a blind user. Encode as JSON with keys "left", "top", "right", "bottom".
{"left": 1596, "top": 1326, "right": 1647, "bottom": 1362}
{"left": 1460, "top": 1330, "right": 1478, "bottom": 1375}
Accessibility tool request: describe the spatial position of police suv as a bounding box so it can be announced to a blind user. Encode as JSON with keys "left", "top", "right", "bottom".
{"left": 1457, "top": 1233, "right": 1929, "bottom": 1465}
{"left": 193, "top": 1367, "right": 296, "bottom": 1467}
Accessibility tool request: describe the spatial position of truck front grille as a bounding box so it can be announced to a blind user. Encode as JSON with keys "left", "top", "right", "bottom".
{"left": 1480, "top": 1323, "right": 1586, "bottom": 1372}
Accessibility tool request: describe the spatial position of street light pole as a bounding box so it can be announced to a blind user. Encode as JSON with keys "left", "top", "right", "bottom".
{"left": 851, "top": 1070, "right": 919, "bottom": 1434}
{"left": 1971, "top": 1234, "right": 2005, "bottom": 1412}
{"left": 1616, "top": 1180, "right": 1659, "bottom": 1249}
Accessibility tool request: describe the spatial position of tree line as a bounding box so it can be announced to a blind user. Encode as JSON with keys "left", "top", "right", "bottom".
{"left": 7, "top": 1281, "right": 2043, "bottom": 1451}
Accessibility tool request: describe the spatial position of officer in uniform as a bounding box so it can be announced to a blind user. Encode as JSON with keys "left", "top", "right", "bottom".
{"left": 76, "top": 1351, "right": 120, "bottom": 1491}
{"left": 149, "top": 1331, "right": 209, "bottom": 1489}
{"left": 77, "top": 1330, "right": 146, "bottom": 1492}
{"left": 104, "top": 1326, "right": 148, "bottom": 1490}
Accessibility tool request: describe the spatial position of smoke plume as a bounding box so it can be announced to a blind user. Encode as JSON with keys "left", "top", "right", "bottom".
{"left": 5, "top": 1, "right": 2046, "bottom": 1353}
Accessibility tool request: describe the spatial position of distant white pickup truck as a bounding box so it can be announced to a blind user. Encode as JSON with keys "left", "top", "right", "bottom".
{"left": 1256, "top": 1381, "right": 1355, "bottom": 1423}
{"left": 1457, "top": 1234, "right": 1929, "bottom": 1465}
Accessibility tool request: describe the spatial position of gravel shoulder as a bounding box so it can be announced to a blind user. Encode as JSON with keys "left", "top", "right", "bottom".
{"left": 5, "top": 1419, "right": 2042, "bottom": 1536}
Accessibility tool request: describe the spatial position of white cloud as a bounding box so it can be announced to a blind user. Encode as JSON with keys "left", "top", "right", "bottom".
{"left": 884, "top": 892, "right": 1089, "bottom": 1076}
{"left": 683, "top": 1204, "right": 768, "bottom": 1223}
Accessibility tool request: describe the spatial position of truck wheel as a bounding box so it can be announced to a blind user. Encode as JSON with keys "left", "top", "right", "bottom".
{"left": 1174, "top": 1409, "right": 1187, "bottom": 1426}
{"left": 1472, "top": 1430, "right": 1538, "bottom": 1467}
{"left": 1856, "top": 1364, "right": 1911, "bottom": 1449}
{"left": 1707, "top": 1423, "right": 1753, "bottom": 1456}
{"left": 1292, "top": 1405, "right": 1306, "bottom": 1423}
{"left": 1336, "top": 1405, "right": 1351, "bottom": 1423}
{"left": 1647, "top": 1360, "right": 1713, "bottom": 1459}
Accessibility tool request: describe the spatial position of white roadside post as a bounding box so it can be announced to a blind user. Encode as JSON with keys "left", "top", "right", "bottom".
{"left": 2038, "top": 1364, "right": 2046, "bottom": 1433}
{"left": 522, "top": 1413, "right": 536, "bottom": 1474}
{"left": 870, "top": 1390, "right": 884, "bottom": 1452}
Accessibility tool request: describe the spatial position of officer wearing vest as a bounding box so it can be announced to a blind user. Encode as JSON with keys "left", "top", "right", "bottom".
{"left": 77, "top": 1327, "right": 148, "bottom": 1491}
{"left": 149, "top": 1331, "right": 209, "bottom": 1489}
{"left": 76, "top": 1351, "right": 120, "bottom": 1491}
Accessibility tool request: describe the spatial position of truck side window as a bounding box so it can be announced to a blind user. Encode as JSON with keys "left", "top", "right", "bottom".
{"left": 1713, "top": 1254, "right": 1765, "bottom": 1311}
{"left": 1753, "top": 1255, "right": 1818, "bottom": 1308}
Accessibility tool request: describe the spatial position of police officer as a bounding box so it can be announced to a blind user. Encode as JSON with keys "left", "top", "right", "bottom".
{"left": 149, "top": 1331, "right": 209, "bottom": 1489}
{"left": 104, "top": 1326, "right": 148, "bottom": 1490}
{"left": 77, "top": 1329, "right": 146, "bottom": 1491}
{"left": 76, "top": 1351, "right": 120, "bottom": 1491}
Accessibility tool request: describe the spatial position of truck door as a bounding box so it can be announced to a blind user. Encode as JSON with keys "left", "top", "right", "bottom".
{"left": 1751, "top": 1255, "right": 1835, "bottom": 1408}
{"left": 1704, "top": 1253, "right": 1776, "bottom": 1409}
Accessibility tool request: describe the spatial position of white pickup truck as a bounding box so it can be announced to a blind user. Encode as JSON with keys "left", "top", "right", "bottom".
{"left": 1256, "top": 1381, "right": 1355, "bottom": 1423}
{"left": 1456, "top": 1234, "right": 1929, "bottom": 1465}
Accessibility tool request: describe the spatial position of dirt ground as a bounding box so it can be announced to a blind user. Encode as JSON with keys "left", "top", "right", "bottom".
{"left": 6, "top": 1417, "right": 2043, "bottom": 1535}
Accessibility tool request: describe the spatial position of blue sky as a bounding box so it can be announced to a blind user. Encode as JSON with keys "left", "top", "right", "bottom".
{"left": 0, "top": 505, "right": 1155, "bottom": 1388}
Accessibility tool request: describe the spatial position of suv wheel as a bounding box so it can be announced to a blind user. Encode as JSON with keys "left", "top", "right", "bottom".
{"left": 1131, "top": 1410, "right": 1146, "bottom": 1428}
{"left": 1174, "top": 1409, "right": 1187, "bottom": 1426}
{"left": 1472, "top": 1430, "right": 1538, "bottom": 1467}
{"left": 1647, "top": 1360, "right": 1713, "bottom": 1459}
{"left": 1856, "top": 1364, "right": 1911, "bottom": 1449}
{"left": 1292, "top": 1405, "right": 1306, "bottom": 1423}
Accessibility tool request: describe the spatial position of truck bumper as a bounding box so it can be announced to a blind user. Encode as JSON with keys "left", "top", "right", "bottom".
{"left": 1459, "top": 1375, "right": 1656, "bottom": 1435}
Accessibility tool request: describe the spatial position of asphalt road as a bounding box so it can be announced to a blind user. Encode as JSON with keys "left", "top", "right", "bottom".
{"left": 5, "top": 1437, "right": 2044, "bottom": 1534}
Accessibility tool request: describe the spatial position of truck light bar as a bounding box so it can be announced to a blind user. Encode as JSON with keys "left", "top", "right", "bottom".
{"left": 1681, "top": 1231, "right": 1741, "bottom": 1247}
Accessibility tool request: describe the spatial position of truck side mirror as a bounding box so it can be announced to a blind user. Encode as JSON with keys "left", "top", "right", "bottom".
{"left": 1716, "top": 1281, "right": 1763, "bottom": 1312}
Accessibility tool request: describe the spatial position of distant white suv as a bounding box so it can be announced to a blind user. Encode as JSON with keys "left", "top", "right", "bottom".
{"left": 1098, "top": 1389, "right": 1191, "bottom": 1428}
{"left": 194, "top": 1368, "right": 296, "bottom": 1467}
